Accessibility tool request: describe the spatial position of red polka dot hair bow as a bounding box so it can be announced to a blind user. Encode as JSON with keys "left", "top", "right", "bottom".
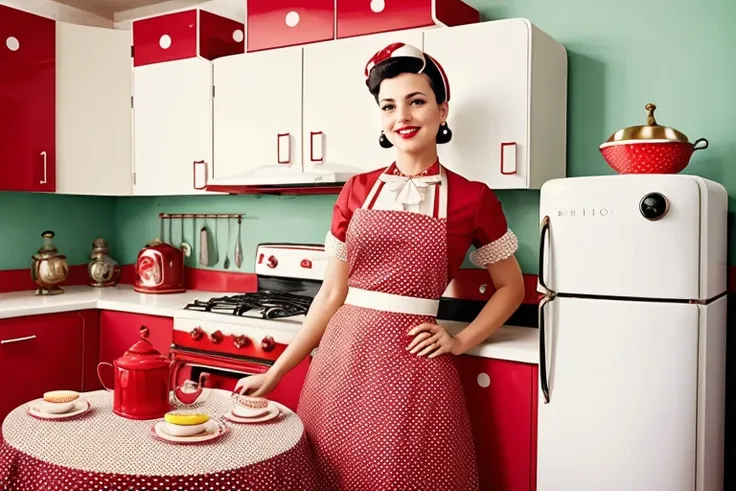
{"left": 364, "top": 42, "right": 451, "bottom": 102}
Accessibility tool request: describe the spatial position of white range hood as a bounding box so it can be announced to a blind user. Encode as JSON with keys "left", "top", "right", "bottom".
{"left": 205, "top": 163, "right": 363, "bottom": 193}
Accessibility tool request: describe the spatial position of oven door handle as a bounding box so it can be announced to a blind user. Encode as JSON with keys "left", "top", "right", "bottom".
{"left": 170, "top": 350, "right": 272, "bottom": 376}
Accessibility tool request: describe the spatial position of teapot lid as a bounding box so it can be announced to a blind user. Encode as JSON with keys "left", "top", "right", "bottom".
{"left": 117, "top": 326, "right": 170, "bottom": 370}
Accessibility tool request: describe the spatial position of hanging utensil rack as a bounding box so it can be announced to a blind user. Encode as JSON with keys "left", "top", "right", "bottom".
{"left": 159, "top": 213, "right": 244, "bottom": 220}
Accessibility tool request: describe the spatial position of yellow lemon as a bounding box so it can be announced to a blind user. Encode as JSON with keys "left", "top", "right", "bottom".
{"left": 164, "top": 411, "right": 210, "bottom": 426}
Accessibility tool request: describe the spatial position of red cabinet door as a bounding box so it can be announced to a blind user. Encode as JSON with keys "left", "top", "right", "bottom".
{"left": 0, "top": 312, "right": 85, "bottom": 423}
{"left": 0, "top": 5, "right": 55, "bottom": 192}
{"left": 246, "top": 0, "right": 334, "bottom": 52}
{"left": 457, "top": 355, "right": 537, "bottom": 491}
{"left": 336, "top": 0, "right": 479, "bottom": 39}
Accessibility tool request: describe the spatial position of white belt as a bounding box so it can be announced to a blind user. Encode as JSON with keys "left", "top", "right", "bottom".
{"left": 344, "top": 287, "right": 439, "bottom": 316}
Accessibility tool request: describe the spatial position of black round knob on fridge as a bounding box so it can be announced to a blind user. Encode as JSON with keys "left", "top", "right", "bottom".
{"left": 639, "top": 193, "right": 668, "bottom": 220}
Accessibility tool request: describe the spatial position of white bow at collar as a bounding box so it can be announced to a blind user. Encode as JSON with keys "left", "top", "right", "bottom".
{"left": 378, "top": 173, "right": 442, "bottom": 206}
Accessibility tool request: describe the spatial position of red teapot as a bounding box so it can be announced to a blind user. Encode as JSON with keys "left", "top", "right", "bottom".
{"left": 97, "top": 326, "right": 209, "bottom": 420}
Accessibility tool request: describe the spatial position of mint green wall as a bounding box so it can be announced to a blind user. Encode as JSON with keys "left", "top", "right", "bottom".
{"left": 0, "top": 192, "right": 116, "bottom": 270}
{"left": 2, "top": 0, "right": 734, "bottom": 275}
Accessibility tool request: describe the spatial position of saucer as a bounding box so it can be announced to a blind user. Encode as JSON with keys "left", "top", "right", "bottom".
{"left": 151, "top": 419, "right": 228, "bottom": 445}
{"left": 27, "top": 398, "right": 90, "bottom": 421}
{"left": 224, "top": 403, "right": 280, "bottom": 424}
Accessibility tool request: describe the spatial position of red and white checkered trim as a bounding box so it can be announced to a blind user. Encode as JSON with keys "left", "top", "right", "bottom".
{"left": 325, "top": 231, "right": 348, "bottom": 262}
{"left": 469, "top": 229, "right": 518, "bottom": 267}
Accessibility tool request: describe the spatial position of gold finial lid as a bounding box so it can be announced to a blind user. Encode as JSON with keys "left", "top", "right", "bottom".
{"left": 604, "top": 103, "right": 690, "bottom": 143}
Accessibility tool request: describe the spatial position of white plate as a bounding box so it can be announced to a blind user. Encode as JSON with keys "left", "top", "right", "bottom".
{"left": 224, "top": 403, "right": 280, "bottom": 424}
{"left": 27, "top": 398, "right": 90, "bottom": 420}
{"left": 151, "top": 419, "right": 228, "bottom": 445}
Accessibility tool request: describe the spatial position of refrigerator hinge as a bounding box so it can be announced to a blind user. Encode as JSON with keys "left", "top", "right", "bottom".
{"left": 688, "top": 299, "right": 706, "bottom": 305}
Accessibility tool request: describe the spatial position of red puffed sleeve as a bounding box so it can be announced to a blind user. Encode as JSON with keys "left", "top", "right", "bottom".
{"left": 468, "top": 184, "right": 518, "bottom": 267}
{"left": 324, "top": 177, "right": 354, "bottom": 261}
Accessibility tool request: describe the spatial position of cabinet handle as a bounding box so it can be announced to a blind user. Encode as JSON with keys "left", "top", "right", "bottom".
{"left": 500, "top": 142, "right": 517, "bottom": 175}
{"left": 1, "top": 335, "right": 37, "bottom": 345}
{"left": 310, "top": 131, "right": 323, "bottom": 163}
{"left": 193, "top": 160, "right": 208, "bottom": 190}
{"left": 40, "top": 151, "right": 47, "bottom": 184}
{"left": 277, "top": 133, "right": 291, "bottom": 164}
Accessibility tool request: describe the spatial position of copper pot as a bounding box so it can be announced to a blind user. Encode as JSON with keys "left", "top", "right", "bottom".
{"left": 599, "top": 103, "right": 708, "bottom": 174}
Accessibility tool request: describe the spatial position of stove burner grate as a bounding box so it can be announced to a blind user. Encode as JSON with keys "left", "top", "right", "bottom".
{"left": 184, "top": 291, "right": 312, "bottom": 319}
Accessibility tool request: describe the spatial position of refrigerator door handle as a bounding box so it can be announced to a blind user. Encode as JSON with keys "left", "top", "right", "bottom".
{"left": 538, "top": 215, "right": 553, "bottom": 294}
{"left": 539, "top": 294, "right": 552, "bottom": 404}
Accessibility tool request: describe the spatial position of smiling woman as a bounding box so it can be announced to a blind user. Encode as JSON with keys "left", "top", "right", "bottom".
{"left": 234, "top": 42, "right": 525, "bottom": 491}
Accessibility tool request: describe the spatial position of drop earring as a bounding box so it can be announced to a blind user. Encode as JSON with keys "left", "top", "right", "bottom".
{"left": 436, "top": 122, "right": 452, "bottom": 144}
{"left": 379, "top": 130, "right": 394, "bottom": 149}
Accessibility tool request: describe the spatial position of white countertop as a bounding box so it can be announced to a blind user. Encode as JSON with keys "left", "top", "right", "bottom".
{"left": 0, "top": 284, "right": 227, "bottom": 319}
{"left": 0, "top": 285, "right": 538, "bottom": 364}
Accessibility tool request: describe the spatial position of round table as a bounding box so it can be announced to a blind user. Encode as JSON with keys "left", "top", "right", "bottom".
{"left": 0, "top": 389, "right": 317, "bottom": 491}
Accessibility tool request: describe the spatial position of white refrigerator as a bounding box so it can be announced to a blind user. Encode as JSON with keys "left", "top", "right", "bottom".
{"left": 536, "top": 174, "right": 728, "bottom": 491}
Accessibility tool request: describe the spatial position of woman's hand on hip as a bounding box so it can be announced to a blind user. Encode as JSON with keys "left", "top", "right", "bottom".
{"left": 233, "top": 370, "right": 282, "bottom": 397}
{"left": 406, "top": 322, "right": 458, "bottom": 358}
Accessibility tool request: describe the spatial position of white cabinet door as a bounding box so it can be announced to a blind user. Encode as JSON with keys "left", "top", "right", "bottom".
{"left": 133, "top": 58, "right": 214, "bottom": 196}
{"left": 212, "top": 47, "right": 303, "bottom": 185}
{"left": 423, "top": 20, "right": 530, "bottom": 189}
{"left": 302, "top": 30, "right": 424, "bottom": 175}
{"left": 56, "top": 22, "right": 132, "bottom": 196}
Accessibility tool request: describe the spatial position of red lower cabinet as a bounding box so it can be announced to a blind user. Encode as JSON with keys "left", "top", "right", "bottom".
{"left": 0, "top": 311, "right": 96, "bottom": 424}
{"left": 457, "top": 355, "right": 538, "bottom": 491}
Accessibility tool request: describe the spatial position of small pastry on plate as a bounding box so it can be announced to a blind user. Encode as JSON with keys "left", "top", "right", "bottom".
{"left": 163, "top": 411, "right": 210, "bottom": 437}
{"left": 231, "top": 394, "right": 271, "bottom": 418}
{"left": 40, "top": 390, "right": 80, "bottom": 414}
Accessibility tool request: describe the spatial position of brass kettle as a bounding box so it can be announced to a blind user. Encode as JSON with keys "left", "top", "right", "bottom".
{"left": 31, "top": 230, "right": 69, "bottom": 295}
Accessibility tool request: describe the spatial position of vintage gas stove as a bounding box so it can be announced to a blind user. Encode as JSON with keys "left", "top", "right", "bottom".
{"left": 171, "top": 243, "right": 327, "bottom": 409}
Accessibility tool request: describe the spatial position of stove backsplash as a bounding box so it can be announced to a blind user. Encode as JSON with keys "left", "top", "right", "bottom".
{"left": 257, "top": 275, "right": 323, "bottom": 298}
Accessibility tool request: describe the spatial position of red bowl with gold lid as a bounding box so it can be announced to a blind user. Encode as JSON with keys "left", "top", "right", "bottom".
{"left": 599, "top": 103, "right": 708, "bottom": 174}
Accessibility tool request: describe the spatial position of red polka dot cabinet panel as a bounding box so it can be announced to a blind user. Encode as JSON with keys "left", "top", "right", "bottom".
{"left": 336, "top": 0, "right": 480, "bottom": 40}
{"left": 132, "top": 9, "right": 245, "bottom": 67}
{"left": 246, "top": 0, "right": 335, "bottom": 52}
{"left": 0, "top": 4, "right": 56, "bottom": 193}
{"left": 457, "top": 355, "right": 538, "bottom": 491}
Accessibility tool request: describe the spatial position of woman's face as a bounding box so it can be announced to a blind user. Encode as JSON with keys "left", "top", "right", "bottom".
{"left": 377, "top": 72, "right": 448, "bottom": 155}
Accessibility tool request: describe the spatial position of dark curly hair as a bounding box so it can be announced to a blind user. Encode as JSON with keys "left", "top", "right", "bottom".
{"left": 366, "top": 57, "right": 448, "bottom": 105}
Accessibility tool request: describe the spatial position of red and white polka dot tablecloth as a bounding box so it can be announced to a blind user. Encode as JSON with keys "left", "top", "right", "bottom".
{"left": 0, "top": 389, "right": 317, "bottom": 491}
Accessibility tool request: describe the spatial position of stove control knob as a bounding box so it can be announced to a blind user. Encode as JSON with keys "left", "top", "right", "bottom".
{"left": 640, "top": 192, "right": 668, "bottom": 221}
{"left": 190, "top": 327, "right": 204, "bottom": 341}
{"left": 233, "top": 335, "right": 250, "bottom": 348}
{"left": 261, "top": 336, "right": 275, "bottom": 352}
{"left": 267, "top": 255, "right": 278, "bottom": 268}
{"left": 209, "top": 330, "right": 223, "bottom": 344}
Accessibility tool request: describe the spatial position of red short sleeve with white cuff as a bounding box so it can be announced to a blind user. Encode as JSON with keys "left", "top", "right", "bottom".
{"left": 468, "top": 185, "right": 518, "bottom": 267}
{"left": 324, "top": 177, "right": 354, "bottom": 261}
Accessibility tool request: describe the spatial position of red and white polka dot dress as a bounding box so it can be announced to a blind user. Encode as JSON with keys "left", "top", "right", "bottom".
{"left": 298, "top": 165, "right": 482, "bottom": 491}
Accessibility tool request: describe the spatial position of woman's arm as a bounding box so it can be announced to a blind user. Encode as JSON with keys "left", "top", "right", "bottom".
{"left": 450, "top": 255, "right": 525, "bottom": 355}
{"left": 268, "top": 257, "right": 349, "bottom": 377}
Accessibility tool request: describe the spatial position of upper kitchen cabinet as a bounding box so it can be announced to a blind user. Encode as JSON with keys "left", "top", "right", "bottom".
{"left": 0, "top": 5, "right": 56, "bottom": 193}
{"left": 423, "top": 19, "right": 568, "bottom": 189}
{"left": 302, "top": 30, "right": 425, "bottom": 175}
{"left": 336, "top": 0, "right": 479, "bottom": 39}
{"left": 132, "top": 9, "right": 244, "bottom": 196}
{"left": 132, "top": 9, "right": 245, "bottom": 67}
{"left": 246, "top": 0, "right": 334, "bottom": 52}
{"left": 56, "top": 22, "right": 132, "bottom": 196}
{"left": 212, "top": 47, "right": 303, "bottom": 184}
